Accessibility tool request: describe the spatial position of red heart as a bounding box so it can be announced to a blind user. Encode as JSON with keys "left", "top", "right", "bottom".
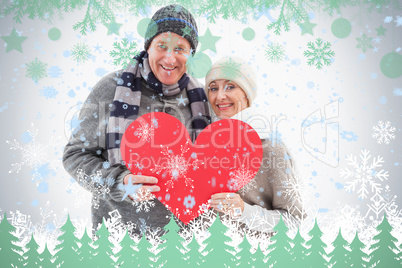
{"left": 121, "top": 112, "right": 262, "bottom": 224}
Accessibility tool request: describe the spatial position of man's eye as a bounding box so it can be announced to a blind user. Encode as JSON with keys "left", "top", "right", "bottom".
{"left": 158, "top": 44, "right": 167, "bottom": 49}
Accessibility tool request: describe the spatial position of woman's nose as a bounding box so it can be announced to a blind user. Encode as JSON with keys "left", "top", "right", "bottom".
{"left": 217, "top": 89, "right": 226, "bottom": 100}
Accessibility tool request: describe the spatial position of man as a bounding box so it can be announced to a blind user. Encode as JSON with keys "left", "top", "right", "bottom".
{"left": 63, "top": 4, "right": 210, "bottom": 235}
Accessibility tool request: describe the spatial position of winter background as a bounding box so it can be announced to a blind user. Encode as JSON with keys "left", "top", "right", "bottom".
{"left": 0, "top": 0, "right": 401, "bottom": 253}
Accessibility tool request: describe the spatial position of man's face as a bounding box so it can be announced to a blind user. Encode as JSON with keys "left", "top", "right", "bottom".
{"left": 147, "top": 32, "right": 191, "bottom": 85}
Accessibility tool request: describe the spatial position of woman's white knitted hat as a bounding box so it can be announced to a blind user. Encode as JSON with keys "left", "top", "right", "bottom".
{"left": 205, "top": 56, "right": 257, "bottom": 105}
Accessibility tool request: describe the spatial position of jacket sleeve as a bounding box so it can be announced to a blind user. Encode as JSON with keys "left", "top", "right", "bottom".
{"left": 238, "top": 139, "right": 306, "bottom": 233}
{"left": 62, "top": 72, "right": 132, "bottom": 204}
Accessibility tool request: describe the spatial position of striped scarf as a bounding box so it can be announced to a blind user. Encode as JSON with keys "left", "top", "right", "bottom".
{"left": 106, "top": 51, "right": 211, "bottom": 165}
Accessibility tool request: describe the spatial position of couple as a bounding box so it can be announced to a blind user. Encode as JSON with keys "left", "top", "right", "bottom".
{"left": 63, "top": 4, "right": 304, "bottom": 235}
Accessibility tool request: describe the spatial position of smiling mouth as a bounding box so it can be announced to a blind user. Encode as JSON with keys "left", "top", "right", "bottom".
{"left": 216, "top": 103, "right": 233, "bottom": 109}
{"left": 161, "top": 65, "right": 176, "bottom": 71}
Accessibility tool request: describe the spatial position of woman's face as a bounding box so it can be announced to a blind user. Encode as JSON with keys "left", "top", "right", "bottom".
{"left": 147, "top": 32, "right": 191, "bottom": 85}
{"left": 207, "top": 79, "right": 249, "bottom": 119}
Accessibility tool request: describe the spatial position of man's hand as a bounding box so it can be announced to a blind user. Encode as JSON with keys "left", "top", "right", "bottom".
{"left": 123, "top": 174, "right": 160, "bottom": 201}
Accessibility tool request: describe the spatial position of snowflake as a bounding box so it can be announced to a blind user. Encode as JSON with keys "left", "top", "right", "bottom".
{"left": 356, "top": 33, "right": 373, "bottom": 52}
{"left": 8, "top": 210, "right": 33, "bottom": 243}
{"left": 265, "top": 43, "right": 285, "bottom": 63}
{"left": 134, "top": 122, "right": 155, "bottom": 142}
{"left": 40, "top": 86, "right": 58, "bottom": 99}
{"left": 151, "top": 142, "right": 202, "bottom": 190}
{"left": 384, "top": 16, "right": 393, "bottom": 23}
{"left": 303, "top": 38, "right": 335, "bottom": 69}
{"left": 306, "top": 81, "right": 315, "bottom": 89}
{"left": 71, "top": 42, "right": 91, "bottom": 63}
{"left": 76, "top": 169, "right": 113, "bottom": 209}
{"left": 98, "top": 209, "right": 127, "bottom": 244}
{"left": 340, "top": 149, "right": 389, "bottom": 199}
{"left": 6, "top": 124, "right": 57, "bottom": 184}
{"left": 372, "top": 120, "right": 396, "bottom": 144}
{"left": 131, "top": 189, "right": 156, "bottom": 213}
{"left": 32, "top": 202, "right": 67, "bottom": 252}
{"left": 25, "top": 57, "right": 47, "bottom": 83}
{"left": 218, "top": 57, "right": 242, "bottom": 81}
{"left": 229, "top": 165, "right": 256, "bottom": 195}
{"left": 109, "top": 38, "right": 139, "bottom": 69}
{"left": 324, "top": 204, "right": 367, "bottom": 242}
{"left": 282, "top": 174, "right": 310, "bottom": 206}
{"left": 340, "top": 131, "right": 358, "bottom": 141}
{"left": 395, "top": 16, "right": 402, "bottom": 27}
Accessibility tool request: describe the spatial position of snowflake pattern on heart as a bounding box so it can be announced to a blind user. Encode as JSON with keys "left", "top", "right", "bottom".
{"left": 121, "top": 112, "right": 263, "bottom": 224}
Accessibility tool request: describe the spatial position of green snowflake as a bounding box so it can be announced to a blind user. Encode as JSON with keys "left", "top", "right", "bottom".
{"left": 304, "top": 38, "right": 335, "bottom": 70}
{"left": 265, "top": 43, "right": 285, "bottom": 63}
{"left": 219, "top": 57, "right": 242, "bottom": 81}
{"left": 356, "top": 33, "right": 373, "bottom": 53}
{"left": 26, "top": 58, "right": 47, "bottom": 83}
{"left": 71, "top": 42, "right": 91, "bottom": 63}
{"left": 109, "top": 38, "right": 139, "bottom": 69}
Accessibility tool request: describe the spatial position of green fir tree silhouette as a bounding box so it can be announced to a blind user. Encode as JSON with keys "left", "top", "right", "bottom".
{"left": 349, "top": 231, "right": 368, "bottom": 267}
{"left": 115, "top": 229, "right": 138, "bottom": 267}
{"left": 200, "top": 213, "right": 235, "bottom": 268}
{"left": 53, "top": 214, "right": 80, "bottom": 267}
{"left": 290, "top": 228, "right": 307, "bottom": 266}
{"left": 304, "top": 219, "right": 328, "bottom": 267}
{"left": 136, "top": 232, "right": 158, "bottom": 267}
{"left": 158, "top": 215, "right": 187, "bottom": 267}
{"left": 368, "top": 214, "right": 400, "bottom": 267}
{"left": 0, "top": 212, "right": 23, "bottom": 267}
{"left": 328, "top": 228, "right": 350, "bottom": 268}
{"left": 266, "top": 215, "right": 292, "bottom": 267}
{"left": 185, "top": 233, "right": 204, "bottom": 267}
{"left": 38, "top": 242, "right": 54, "bottom": 268}
{"left": 23, "top": 233, "right": 40, "bottom": 267}
{"left": 397, "top": 242, "right": 402, "bottom": 265}
{"left": 252, "top": 242, "right": 267, "bottom": 268}
{"left": 236, "top": 234, "right": 254, "bottom": 267}
{"left": 92, "top": 219, "right": 116, "bottom": 267}
{"left": 77, "top": 227, "right": 95, "bottom": 266}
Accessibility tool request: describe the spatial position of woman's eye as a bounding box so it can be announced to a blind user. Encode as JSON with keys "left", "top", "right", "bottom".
{"left": 158, "top": 44, "right": 167, "bottom": 49}
{"left": 227, "top": 85, "right": 235, "bottom": 90}
{"left": 210, "top": 87, "right": 218, "bottom": 92}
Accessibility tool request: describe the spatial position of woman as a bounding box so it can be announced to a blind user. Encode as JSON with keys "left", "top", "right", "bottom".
{"left": 205, "top": 56, "right": 304, "bottom": 232}
{"left": 63, "top": 4, "right": 210, "bottom": 234}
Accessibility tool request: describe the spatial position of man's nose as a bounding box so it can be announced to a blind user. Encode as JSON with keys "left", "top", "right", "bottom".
{"left": 164, "top": 49, "right": 177, "bottom": 65}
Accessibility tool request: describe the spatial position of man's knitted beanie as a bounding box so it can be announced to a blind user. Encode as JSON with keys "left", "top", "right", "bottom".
{"left": 205, "top": 56, "right": 258, "bottom": 106}
{"left": 144, "top": 4, "right": 198, "bottom": 53}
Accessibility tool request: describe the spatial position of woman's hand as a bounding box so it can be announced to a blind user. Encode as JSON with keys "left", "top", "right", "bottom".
{"left": 123, "top": 174, "right": 160, "bottom": 201}
{"left": 209, "top": 193, "right": 245, "bottom": 218}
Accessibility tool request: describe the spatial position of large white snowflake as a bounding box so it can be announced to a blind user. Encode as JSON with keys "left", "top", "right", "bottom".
{"left": 372, "top": 120, "right": 396, "bottom": 144}
{"left": 340, "top": 149, "right": 389, "bottom": 199}
{"left": 229, "top": 165, "right": 256, "bottom": 194}
{"left": 151, "top": 142, "right": 201, "bottom": 190}
{"left": 131, "top": 189, "right": 156, "bottom": 213}
{"left": 76, "top": 169, "right": 113, "bottom": 209}
{"left": 6, "top": 124, "right": 57, "bottom": 185}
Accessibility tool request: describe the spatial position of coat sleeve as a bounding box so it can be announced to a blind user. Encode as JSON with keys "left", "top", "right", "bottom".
{"left": 238, "top": 139, "right": 306, "bottom": 233}
{"left": 62, "top": 72, "right": 132, "bottom": 204}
